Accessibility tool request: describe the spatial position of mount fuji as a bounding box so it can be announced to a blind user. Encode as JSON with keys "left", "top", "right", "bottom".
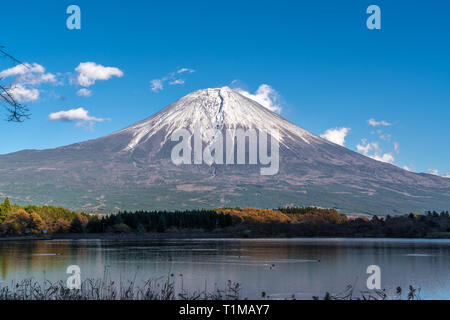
{"left": 0, "top": 87, "right": 448, "bottom": 215}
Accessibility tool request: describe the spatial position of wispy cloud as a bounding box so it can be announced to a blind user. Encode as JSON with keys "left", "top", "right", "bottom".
{"left": 76, "top": 88, "right": 92, "bottom": 97}
{"left": 233, "top": 84, "right": 282, "bottom": 113}
{"left": 379, "top": 133, "right": 391, "bottom": 141}
{"left": 354, "top": 118, "right": 400, "bottom": 164}
{"left": 177, "top": 68, "right": 195, "bottom": 74}
{"left": 426, "top": 169, "right": 450, "bottom": 178}
{"left": 151, "top": 67, "right": 195, "bottom": 92}
{"left": 368, "top": 118, "right": 392, "bottom": 127}
{"left": 75, "top": 62, "right": 123, "bottom": 87}
{"left": 393, "top": 142, "right": 400, "bottom": 154}
{"left": 151, "top": 79, "right": 164, "bottom": 92}
{"left": 170, "top": 79, "right": 185, "bottom": 85}
{"left": 426, "top": 169, "right": 439, "bottom": 175}
{"left": 356, "top": 139, "right": 395, "bottom": 164}
{"left": 320, "top": 127, "right": 351, "bottom": 146}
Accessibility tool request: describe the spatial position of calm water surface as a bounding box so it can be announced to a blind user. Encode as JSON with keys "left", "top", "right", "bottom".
{"left": 0, "top": 238, "right": 448, "bottom": 299}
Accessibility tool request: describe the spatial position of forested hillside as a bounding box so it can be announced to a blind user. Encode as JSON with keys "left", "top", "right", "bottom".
{"left": 0, "top": 197, "right": 448, "bottom": 238}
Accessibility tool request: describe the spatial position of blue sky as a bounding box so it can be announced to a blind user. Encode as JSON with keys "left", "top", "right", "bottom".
{"left": 0, "top": 0, "right": 449, "bottom": 176}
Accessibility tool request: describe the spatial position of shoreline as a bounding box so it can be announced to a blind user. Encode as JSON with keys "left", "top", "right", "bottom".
{"left": 1, "top": 232, "right": 449, "bottom": 242}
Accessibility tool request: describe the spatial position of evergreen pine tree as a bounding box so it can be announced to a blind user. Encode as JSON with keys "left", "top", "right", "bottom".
{"left": 69, "top": 217, "right": 84, "bottom": 233}
{"left": 3, "top": 197, "right": 11, "bottom": 212}
{"left": 157, "top": 215, "right": 167, "bottom": 232}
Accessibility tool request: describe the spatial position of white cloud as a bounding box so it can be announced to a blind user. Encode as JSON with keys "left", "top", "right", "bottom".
{"left": 21, "top": 72, "right": 57, "bottom": 86}
{"left": 48, "top": 107, "right": 106, "bottom": 124}
{"left": 151, "top": 67, "right": 194, "bottom": 92}
{"left": 75, "top": 62, "right": 123, "bottom": 87}
{"left": 371, "top": 153, "right": 395, "bottom": 164}
{"left": 320, "top": 127, "right": 351, "bottom": 146}
{"left": 403, "top": 165, "right": 411, "bottom": 171}
{"left": 234, "top": 84, "right": 282, "bottom": 113}
{"left": 356, "top": 139, "right": 395, "bottom": 164}
{"left": 368, "top": 118, "right": 392, "bottom": 127}
{"left": 0, "top": 63, "right": 45, "bottom": 79}
{"left": 426, "top": 169, "right": 450, "bottom": 178}
{"left": 76, "top": 88, "right": 92, "bottom": 97}
{"left": 0, "top": 62, "right": 57, "bottom": 102}
{"left": 356, "top": 139, "right": 379, "bottom": 155}
{"left": 177, "top": 68, "right": 195, "bottom": 74}
{"left": 151, "top": 79, "right": 164, "bottom": 92}
{"left": 170, "top": 79, "right": 185, "bottom": 85}
{"left": 7, "top": 84, "right": 40, "bottom": 102}
{"left": 393, "top": 142, "right": 400, "bottom": 154}
{"left": 426, "top": 169, "right": 439, "bottom": 176}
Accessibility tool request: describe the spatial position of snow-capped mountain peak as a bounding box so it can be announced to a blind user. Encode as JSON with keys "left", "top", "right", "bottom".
{"left": 121, "top": 87, "right": 316, "bottom": 151}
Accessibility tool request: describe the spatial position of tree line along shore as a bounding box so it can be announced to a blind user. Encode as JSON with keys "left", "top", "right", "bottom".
{"left": 0, "top": 197, "right": 449, "bottom": 238}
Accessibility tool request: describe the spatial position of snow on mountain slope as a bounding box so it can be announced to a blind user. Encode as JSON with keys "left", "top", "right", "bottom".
{"left": 119, "top": 87, "right": 318, "bottom": 151}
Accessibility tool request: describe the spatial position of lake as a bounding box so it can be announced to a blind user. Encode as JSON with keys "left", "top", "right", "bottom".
{"left": 0, "top": 238, "right": 449, "bottom": 299}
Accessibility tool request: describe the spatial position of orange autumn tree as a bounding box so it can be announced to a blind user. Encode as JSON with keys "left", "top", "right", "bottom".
{"left": 1, "top": 209, "right": 47, "bottom": 235}
{"left": 216, "top": 208, "right": 294, "bottom": 224}
{"left": 47, "top": 218, "right": 72, "bottom": 234}
{"left": 216, "top": 207, "right": 349, "bottom": 225}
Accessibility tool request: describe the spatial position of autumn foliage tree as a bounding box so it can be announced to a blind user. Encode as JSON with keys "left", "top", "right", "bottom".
{"left": 1, "top": 209, "right": 47, "bottom": 235}
{"left": 46, "top": 218, "right": 71, "bottom": 234}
